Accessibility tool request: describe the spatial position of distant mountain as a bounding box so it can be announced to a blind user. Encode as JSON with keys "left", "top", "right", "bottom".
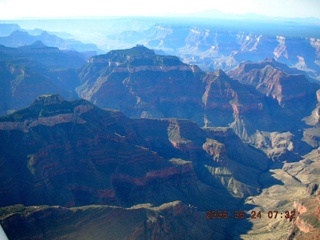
{"left": 0, "top": 29, "right": 103, "bottom": 54}
{"left": 106, "top": 24, "right": 320, "bottom": 81}
{"left": 0, "top": 60, "right": 79, "bottom": 116}
{"left": 0, "top": 42, "right": 83, "bottom": 115}
{"left": 27, "top": 28, "right": 74, "bottom": 39}
{"left": 0, "top": 24, "right": 22, "bottom": 37}
{"left": 0, "top": 40, "right": 87, "bottom": 68}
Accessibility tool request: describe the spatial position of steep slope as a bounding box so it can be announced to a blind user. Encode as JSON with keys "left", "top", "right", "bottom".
{"left": 228, "top": 58, "right": 319, "bottom": 135}
{"left": 235, "top": 148, "right": 320, "bottom": 240}
{"left": 77, "top": 45, "right": 205, "bottom": 119}
{"left": 228, "top": 58, "right": 316, "bottom": 111}
{"left": 0, "top": 94, "right": 269, "bottom": 208}
{"left": 0, "top": 94, "right": 178, "bottom": 207}
{"left": 2, "top": 43, "right": 301, "bottom": 145}
{"left": 228, "top": 58, "right": 318, "bottom": 159}
{"left": 78, "top": 46, "right": 295, "bottom": 143}
{"left": 202, "top": 70, "right": 285, "bottom": 140}
{"left": 0, "top": 94, "right": 273, "bottom": 239}
{"left": 303, "top": 89, "right": 320, "bottom": 148}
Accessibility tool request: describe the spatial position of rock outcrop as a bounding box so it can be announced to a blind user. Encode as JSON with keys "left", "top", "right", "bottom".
{"left": 0, "top": 95, "right": 270, "bottom": 209}
{"left": 0, "top": 94, "right": 275, "bottom": 238}
{"left": 228, "top": 58, "right": 320, "bottom": 156}
{"left": 228, "top": 59, "right": 318, "bottom": 119}
{"left": 303, "top": 89, "right": 320, "bottom": 148}
{"left": 0, "top": 201, "right": 225, "bottom": 240}
{"left": 77, "top": 45, "right": 204, "bottom": 120}
{"left": 77, "top": 46, "right": 304, "bottom": 145}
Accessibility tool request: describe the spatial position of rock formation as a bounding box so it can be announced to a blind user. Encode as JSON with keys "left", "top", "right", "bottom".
{"left": 106, "top": 25, "right": 320, "bottom": 80}
{"left": 0, "top": 43, "right": 82, "bottom": 115}
{"left": 77, "top": 46, "right": 305, "bottom": 144}
{"left": 0, "top": 94, "right": 270, "bottom": 209}
{"left": 0, "top": 39, "right": 319, "bottom": 239}
{"left": 0, "top": 201, "right": 224, "bottom": 240}
{"left": 228, "top": 58, "right": 318, "bottom": 118}
{"left": 0, "top": 94, "right": 275, "bottom": 238}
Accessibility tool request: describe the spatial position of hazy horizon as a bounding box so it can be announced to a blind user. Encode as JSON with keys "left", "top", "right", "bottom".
{"left": 1, "top": 0, "right": 320, "bottom": 20}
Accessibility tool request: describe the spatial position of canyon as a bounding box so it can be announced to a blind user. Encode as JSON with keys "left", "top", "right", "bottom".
{"left": 0, "top": 21, "right": 319, "bottom": 239}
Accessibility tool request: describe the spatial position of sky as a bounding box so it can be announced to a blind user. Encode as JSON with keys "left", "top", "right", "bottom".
{"left": 0, "top": 0, "right": 319, "bottom": 19}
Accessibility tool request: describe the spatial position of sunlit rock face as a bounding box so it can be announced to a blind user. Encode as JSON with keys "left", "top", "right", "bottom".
{"left": 77, "top": 45, "right": 205, "bottom": 120}
{"left": 228, "top": 58, "right": 319, "bottom": 151}
{"left": 303, "top": 89, "right": 320, "bottom": 148}
{"left": 228, "top": 59, "right": 312, "bottom": 106}
{"left": 77, "top": 46, "right": 299, "bottom": 143}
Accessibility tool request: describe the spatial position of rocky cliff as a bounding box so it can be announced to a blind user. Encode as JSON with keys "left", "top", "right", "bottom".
{"left": 228, "top": 58, "right": 319, "bottom": 156}
{"left": 0, "top": 40, "right": 318, "bottom": 240}
{"left": 2, "top": 44, "right": 316, "bottom": 152}
{"left": 0, "top": 94, "right": 270, "bottom": 209}
{"left": 77, "top": 46, "right": 303, "bottom": 144}
{"left": 0, "top": 94, "right": 274, "bottom": 238}
{"left": 228, "top": 59, "right": 317, "bottom": 115}
{"left": 303, "top": 89, "right": 320, "bottom": 148}
{"left": 77, "top": 45, "right": 204, "bottom": 119}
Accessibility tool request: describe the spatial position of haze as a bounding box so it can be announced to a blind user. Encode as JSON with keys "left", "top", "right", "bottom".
{"left": 1, "top": 0, "right": 320, "bottom": 19}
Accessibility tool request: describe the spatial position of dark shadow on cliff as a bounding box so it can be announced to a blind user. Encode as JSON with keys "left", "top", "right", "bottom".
{"left": 231, "top": 161, "right": 287, "bottom": 239}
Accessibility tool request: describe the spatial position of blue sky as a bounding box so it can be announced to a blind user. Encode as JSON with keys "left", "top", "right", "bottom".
{"left": 0, "top": 0, "right": 319, "bottom": 19}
